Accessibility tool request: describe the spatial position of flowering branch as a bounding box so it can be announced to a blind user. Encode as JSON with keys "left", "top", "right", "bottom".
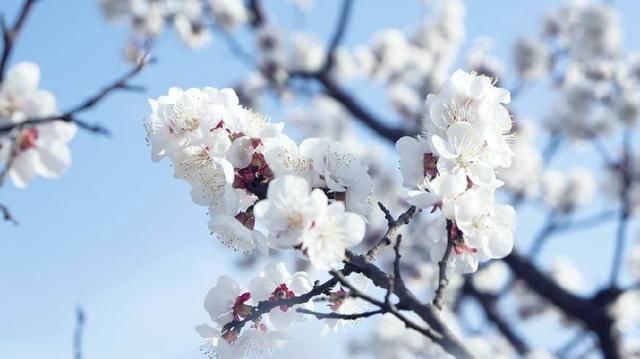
{"left": 221, "top": 275, "right": 340, "bottom": 334}
{"left": 0, "top": 56, "right": 151, "bottom": 136}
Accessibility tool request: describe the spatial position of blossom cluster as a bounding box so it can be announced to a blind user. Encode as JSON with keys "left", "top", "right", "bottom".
{"left": 396, "top": 69, "right": 516, "bottom": 273}
{"left": 99, "top": 0, "right": 247, "bottom": 55}
{"left": 0, "top": 62, "right": 76, "bottom": 188}
{"left": 145, "top": 86, "right": 371, "bottom": 269}
{"left": 196, "top": 262, "right": 368, "bottom": 357}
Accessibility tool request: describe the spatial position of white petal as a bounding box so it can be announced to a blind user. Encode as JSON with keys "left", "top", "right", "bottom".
{"left": 4, "top": 62, "right": 40, "bottom": 95}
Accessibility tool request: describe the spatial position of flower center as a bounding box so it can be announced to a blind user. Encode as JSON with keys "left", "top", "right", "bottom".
{"left": 269, "top": 283, "right": 295, "bottom": 312}
{"left": 232, "top": 292, "right": 252, "bottom": 320}
{"left": 18, "top": 128, "right": 39, "bottom": 151}
{"left": 423, "top": 153, "right": 438, "bottom": 179}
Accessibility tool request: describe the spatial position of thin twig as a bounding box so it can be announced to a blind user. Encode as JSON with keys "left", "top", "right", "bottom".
{"left": 463, "top": 280, "right": 530, "bottom": 355}
{"left": 392, "top": 234, "right": 402, "bottom": 280}
{"left": 321, "top": 0, "right": 353, "bottom": 73}
{"left": 0, "top": 202, "right": 17, "bottom": 225}
{"left": 433, "top": 220, "right": 454, "bottom": 310}
{"left": 296, "top": 307, "right": 384, "bottom": 320}
{"left": 555, "top": 330, "right": 589, "bottom": 358}
{"left": 365, "top": 203, "right": 417, "bottom": 261}
{"left": 0, "top": 0, "right": 38, "bottom": 81}
{"left": 73, "top": 306, "right": 85, "bottom": 359}
{"left": 330, "top": 270, "right": 443, "bottom": 343}
{"left": 610, "top": 128, "right": 633, "bottom": 287}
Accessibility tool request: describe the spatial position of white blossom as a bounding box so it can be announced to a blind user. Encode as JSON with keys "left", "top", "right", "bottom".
{"left": 253, "top": 175, "right": 327, "bottom": 249}
{"left": 301, "top": 200, "right": 365, "bottom": 270}
{"left": 248, "top": 262, "right": 314, "bottom": 330}
{"left": 0, "top": 62, "right": 76, "bottom": 188}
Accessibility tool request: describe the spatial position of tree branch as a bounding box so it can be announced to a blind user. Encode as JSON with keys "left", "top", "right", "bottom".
{"left": 330, "top": 269, "right": 444, "bottom": 344}
{"left": 503, "top": 251, "right": 621, "bottom": 359}
{"left": 365, "top": 203, "right": 417, "bottom": 261}
{"left": 0, "top": 0, "right": 38, "bottom": 81}
{"left": 433, "top": 219, "right": 454, "bottom": 310}
{"left": 321, "top": 0, "right": 353, "bottom": 73}
{"left": 344, "top": 254, "right": 474, "bottom": 358}
{"left": 610, "top": 128, "right": 632, "bottom": 287}
{"left": 0, "top": 56, "right": 151, "bottom": 135}
{"left": 73, "top": 306, "right": 85, "bottom": 359}
{"left": 462, "top": 280, "right": 530, "bottom": 355}
{"left": 296, "top": 307, "right": 385, "bottom": 320}
{"left": 0, "top": 201, "right": 17, "bottom": 225}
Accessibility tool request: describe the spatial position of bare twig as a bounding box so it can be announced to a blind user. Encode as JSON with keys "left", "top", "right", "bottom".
{"left": 73, "top": 306, "right": 85, "bottom": 359}
{"left": 392, "top": 234, "right": 402, "bottom": 280}
{"left": 0, "top": 202, "right": 17, "bottom": 225}
{"left": 330, "top": 269, "right": 444, "bottom": 344}
{"left": 296, "top": 307, "right": 385, "bottom": 320}
{"left": 610, "top": 128, "right": 632, "bottom": 287}
{"left": 555, "top": 330, "right": 589, "bottom": 358}
{"left": 0, "top": 0, "right": 38, "bottom": 81}
{"left": 365, "top": 203, "right": 417, "bottom": 261}
{"left": 433, "top": 220, "right": 454, "bottom": 310}
{"left": 528, "top": 213, "right": 559, "bottom": 258}
{"left": 463, "top": 280, "right": 530, "bottom": 355}
{"left": 344, "top": 254, "right": 474, "bottom": 358}
{"left": 321, "top": 0, "right": 353, "bottom": 73}
{"left": 316, "top": 71, "right": 410, "bottom": 142}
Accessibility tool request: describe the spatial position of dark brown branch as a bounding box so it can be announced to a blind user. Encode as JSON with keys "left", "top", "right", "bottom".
{"left": 0, "top": 202, "right": 17, "bottom": 225}
{"left": 433, "top": 219, "right": 454, "bottom": 310}
{"left": 316, "top": 71, "right": 411, "bottom": 142}
{"left": 0, "top": 56, "right": 151, "bottom": 135}
{"left": 296, "top": 307, "right": 385, "bottom": 320}
{"left": 244, "top": 0, "right": 409, "bottom": 143}
{"left": 247, "top": 0, "right": 266, "bottom": 27}
{"left": 555, "top": 330, "right": 589, "bottom": 358}
{"left": 322, "top": 0, "right": 353, "bottom": 73}
{"left": 392, "top": 234, "right": 402, "bottom": 280}
{"left": 330, "top": 269, "right": 444, "bottom": 344}
{"left": 528, "top": 213, "right": 559, "bottom": 258}
{"left": 365, "top": 203, "right": 417, "bottom": 261}
{"left": 462, "top": 280, "right": 530, "bottom": 355}
{"left": 503, "top": 251, "right": 621, "bottom": 359}
{"left": 0, "top": 0, "right": 38, "bottom": 81}
{"left": 222, "top": 275, "right": 340, "bottom": 333}
{"left": 73, "top": 306, "right": 86, "bottom": 359}
{"left": 610, "top": 128, "right": 633, "bottom": 287}
{"left": 344, "top": 254, "right": 474, "bottom": 358}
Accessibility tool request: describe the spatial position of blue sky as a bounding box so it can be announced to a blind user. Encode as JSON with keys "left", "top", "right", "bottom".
{"left": 1, "top": 0, "right": 639, "bottom": 358}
